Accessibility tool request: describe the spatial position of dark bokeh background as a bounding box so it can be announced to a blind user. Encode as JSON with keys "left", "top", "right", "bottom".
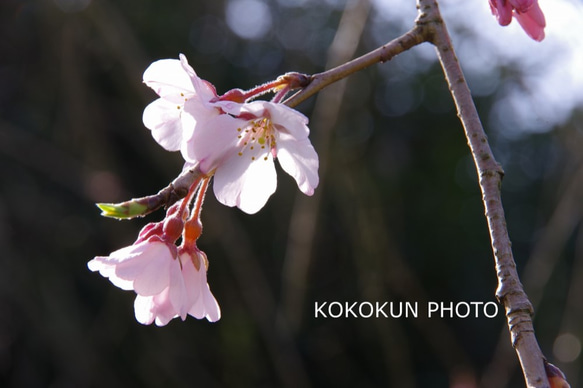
{"left": 1, "top": 0, "right": 582, "bottom": 387}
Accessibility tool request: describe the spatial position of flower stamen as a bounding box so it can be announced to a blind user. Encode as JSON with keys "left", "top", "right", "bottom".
{"left": 235, "top": 117, "right": 275, "bottom": 161}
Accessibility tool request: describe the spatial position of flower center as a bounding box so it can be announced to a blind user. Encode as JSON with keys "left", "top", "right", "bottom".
{"left": 236, "top": 118, "right": 276, "bottom": 161}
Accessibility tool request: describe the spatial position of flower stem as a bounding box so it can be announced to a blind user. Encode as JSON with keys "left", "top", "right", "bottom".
{"left": 241, "top": 79, "right": 288, "bottom": 101}
{"left": 177, "top": 174, "right": 203, "bottom": 219}
{"left": 97, "top": 164, "right": 205, "bottom": 220}
{"left": 271, "top": 85, "right": 291, "bottom": 104}
{"left": 181, "top": 177, "right": 211, "bottom": 251}
{"left": 192, "top": 176, "right": 210, "bottom": 222}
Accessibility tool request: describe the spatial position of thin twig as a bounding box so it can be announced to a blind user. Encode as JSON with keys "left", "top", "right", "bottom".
{"left": 284, "top": 25, "right": 426, "bottom": 109}
{"left": 416, "top": 0, "right": 549, "bottom": 386}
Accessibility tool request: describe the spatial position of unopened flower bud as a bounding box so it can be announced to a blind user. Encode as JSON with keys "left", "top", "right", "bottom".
{"left": 135, "top": 221, "right": 164, "bottom": 243}
{"left": 183, "top": 217, "right": 203, "bottom": 244}
{"left": 163, "top": 215, "right": 184, "bottom": 242}
{"left": 278, "top": 72, "right": 311, "bottom": 89}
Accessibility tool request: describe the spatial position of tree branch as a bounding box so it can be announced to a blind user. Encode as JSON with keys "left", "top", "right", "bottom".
{"left": 284, "top": 25, "right": 426, "bottom": 108}
{"left": 97, "top": 164, "right": 203, "bottom": 219}
{"left": 415, "top": 0, "right": 550, "bottom": 386}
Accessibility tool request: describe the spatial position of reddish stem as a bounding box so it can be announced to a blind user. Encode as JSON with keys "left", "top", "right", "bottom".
{"left": 181, "top": 177, "right": 211, "bottom": 248}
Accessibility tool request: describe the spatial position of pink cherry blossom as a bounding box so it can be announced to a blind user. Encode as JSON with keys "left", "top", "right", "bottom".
{"left": 142, "top": 54, "right": 319, "bottom": 214}
{"left": 88, "top": 236, "right": 220, "bottom": 326}
{"left": 513, "top": 2, "right": 546, "bottom": 41}
{"left": 179, "top": 250, "right": 221, "bottom": 322}
{"left": 184, "top": 100, "right": 319, "bottom": 214}
{"left": 88, "top": 239, "right": 178, "bottom": 296}
{"left": 488, "top": 0, "right": 545, "bottom": 41}
{"left": 132, "top": 250, "right": 220, "bottom": 326}
{"left": 142, "top": 54, "right": 219, "bottom": 153}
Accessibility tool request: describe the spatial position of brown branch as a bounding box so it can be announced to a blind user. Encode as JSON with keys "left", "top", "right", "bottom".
{"left": 98, "top": 164, "right": 203, "bottom": 219}
{"left": 415, "top": 0, "right": 550, "bottom": 386}
{"left": 284, "top": 24, "right": 426, "bottom": 109}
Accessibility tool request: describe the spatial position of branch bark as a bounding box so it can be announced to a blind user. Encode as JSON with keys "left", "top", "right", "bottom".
{"left": 415, "top": 0, "right": 549, "bottom": 387}
{"left": 284, "top": 25, "right": 426, "bottom": 108}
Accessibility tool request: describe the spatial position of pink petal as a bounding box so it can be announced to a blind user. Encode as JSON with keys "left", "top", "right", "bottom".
{"left": 167, "top": 258, "right": 189, "bottom": 320}
{"left": 201, "top": 285, "right": 221, "bottom": 322}
{"left": 134, "top": 295, "right": 156, "bottom": 325}
{"left": 509, "top": 0, "right": 534, "bottom": 13}
{"left": 183, "top": 114, "right": 245, "bottom": 171}
{"left": 178, "top": 54, "right": 218, "bottom": 103}
{"left": 490, "top": 0, "right": 513, "bottom": 26}
{"left": 87, "top": 244, "right": 146, "bottom": 291}
{"left": 179, "top": 252, "right": 221, "bottom": 322}
{"left": 180, "top": 253, "right": 203, "bottom": 304}
{"left": 183, "top": 260, "right": 205, "bottom": 320}
{"left": 180, "top": 98, "right": 222, "bottom": 145}
{"left": 264, "top": 103, "right": 310, "bottom": 139}
{"left": 88, "top": 256, "right": 135, "bottom": 291}
{"left": 113, "top": 241, "right": 173, "bottom": 296}
{"left": 514, "top": 3, "right": 546, "bottom": 41}
{"left": 142, "top": 98, "right": 184, "bottom": 151}
{"left": 213, "top": 151, "right": 277, "bottom": 214}
{"left": 276, "top": 133, "right": 319, "bottom": 196}
{"left": 134, "top": 290, "right": 178, "bottom": 326}
{"left": 143, "top": 59, "right": 195, "bottom": 100}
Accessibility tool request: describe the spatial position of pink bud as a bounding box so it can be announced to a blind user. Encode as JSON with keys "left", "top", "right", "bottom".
{"left": 488, "top": 0, "right": 546, "bottom": 41}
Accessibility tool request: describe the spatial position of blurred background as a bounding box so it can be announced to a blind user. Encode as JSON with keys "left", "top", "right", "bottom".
{"left": 1, "top": 0, "right": 582, "bottom": 386}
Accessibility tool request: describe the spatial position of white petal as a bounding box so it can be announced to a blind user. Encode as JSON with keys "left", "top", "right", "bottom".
{"left": 87, "top": 244, "right": 146, "bottom": 291}
{"left": 178, "top": 54, "right": 218, "bottom": 103}
{"left": 134, "top": 290, "right": 178, "bottom": 326}
{"left": 183, "top": 114, "right": 244, "bottom": 171}
{"left": 234, "top": 100, "right": 267, "bottom": 117}
{"left": 129, "top": 243, "right": 174, "bottom": 296}
{"left": 88, "top": 256, "right": 135, "bottom": 291}
{"left": 142, "top": 98, "right": 184, "bottom": 151}
{"left": 143, "top": 59, "right": 195, "bottom": 100}
{"left": 134, "top": 295, "right": 156, "bottom": 325}
{"left": 179, "top": 98, "right": 221, "bottom": 144}
{"left": 214, "top": 100, "right": 245, "bottom": 116}
{"left": 168, "top": 258, "right": 189, "bottom": 320}
{"left": 180, "top": 253, "right": 203, "bottom": 308}
{"left": 201, "top": 284, "right": 221, "bottom": 322}
{"left": 186, "top": 283, "right": 205, "bottom": 320}
{"left": 182, "top": 253, "right": 221, "bottom": 322}
{"left": 213, "top": 151, "right": 277, "bottom": 214}
{"left": 276, "top": 133, "right": 319, "bottom": 195}
{"left": 266, "top": 103, "right": 310, "bottom": 139}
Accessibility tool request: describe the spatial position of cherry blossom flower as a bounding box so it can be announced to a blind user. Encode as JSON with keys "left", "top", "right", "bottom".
{"left": 88, "top": 233, "right": 220, "bottom": 326}
{"left": 183, "top": 100, "right": 319, "bottom": 214}
{"left": 142, "top": 54, "right": 319, "bottom": 214}
{"left": 489, "top": 0, "right": 546, "bottom": 41}
{"left": 133, "top": 249, "right": 221, "bottom": 326}
{"left": 88, "top": 239, "right": 178, "bottom": 297}
{"left": 142, "top": 54, "right": 219, "bottom": 153}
